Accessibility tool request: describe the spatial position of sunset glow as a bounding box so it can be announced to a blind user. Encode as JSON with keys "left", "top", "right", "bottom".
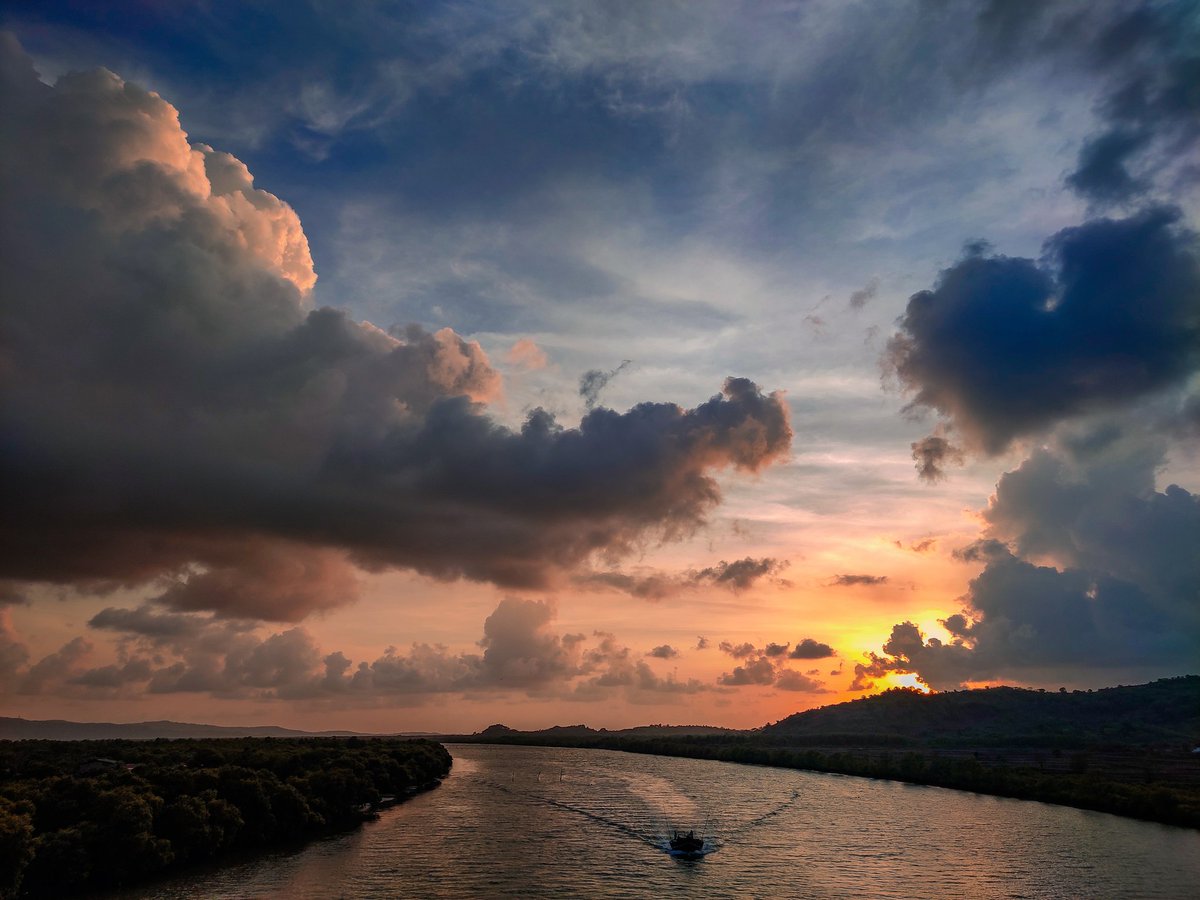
{"left": 1, "top": 2, "right": 1196, "bottom": 738}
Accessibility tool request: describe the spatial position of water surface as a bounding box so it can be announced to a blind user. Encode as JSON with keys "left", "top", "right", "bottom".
{"left": 120, "top": 744, "right": 1199, "bottom": 898}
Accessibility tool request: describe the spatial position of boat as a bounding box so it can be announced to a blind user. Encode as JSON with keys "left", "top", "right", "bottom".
{"left": 669, "top": 830, "right": 705, "bottom": 856}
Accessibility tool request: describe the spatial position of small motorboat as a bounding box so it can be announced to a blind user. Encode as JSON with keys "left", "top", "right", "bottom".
{"left": 669, "top": 830, "right": 705, "bottom": 856}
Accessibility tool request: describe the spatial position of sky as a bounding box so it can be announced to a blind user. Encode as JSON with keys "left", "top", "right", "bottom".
{"left": 1, "top": 0, "right": 1197, "bottom": 733}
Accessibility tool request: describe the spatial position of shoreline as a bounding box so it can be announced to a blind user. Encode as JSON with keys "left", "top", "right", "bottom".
{"left": 455, "top": 736, "right": 1200, "bottom": 830}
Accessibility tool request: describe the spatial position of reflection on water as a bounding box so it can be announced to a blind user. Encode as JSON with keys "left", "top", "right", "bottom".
{"left": 117, "top": 744, "right": 1200, "bottom": 899}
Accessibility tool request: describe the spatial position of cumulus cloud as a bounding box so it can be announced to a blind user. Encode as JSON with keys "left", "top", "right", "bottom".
{"left": 0, "top": 37, "right": 791, "bottom": 620}
{"left": 789, "top": 638, "right": 836, "bottom": 660}
{"left": 774, "top": 670, "right": 828, "bottom": 693}
{"left": 718, "top": 656, "right": 776, "bottom": 686}
{"left": 7, "top": 596, "right": 710, "bottom": 704}
{"left": 715, "top": 637, "right": 831, "bottom": 691}
{"left": 717, "top": 646, "right": 828, "bottom": 692}
{"left": 856, "top": 439, "right": 1199, "bottom": 690}
{"left": 505, "top": 337, "right": 548, "bottom": 370}
{"left": 888, "top": 208, "right": 1200, "bottom": 459}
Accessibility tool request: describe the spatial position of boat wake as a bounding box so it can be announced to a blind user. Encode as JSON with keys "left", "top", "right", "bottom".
{"left": 479, "top": 775, "right": 799, "bottom": 860}
{"left": 718, "top": 788, "right": 801, "bottom": 840}
{"left": 481, "top": 777, "right": 663, "bottom": 850}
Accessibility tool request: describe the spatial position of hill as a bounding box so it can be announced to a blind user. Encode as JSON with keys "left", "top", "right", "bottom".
{"left": 0, "top": 717, "right": 374, "bottom": 740}
{"left": 763, "top": 676, "right": 1200, "bottom": 747}
{"left": 460, "top": 723, "right": 740, "bottom": 742}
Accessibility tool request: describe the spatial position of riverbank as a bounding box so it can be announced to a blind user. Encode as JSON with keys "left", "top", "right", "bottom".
{"left": 460, "top": 733, "right": 1200, "bottom": 830}
{"left": 0, "top": 737, "right": 452, "bottom": 898}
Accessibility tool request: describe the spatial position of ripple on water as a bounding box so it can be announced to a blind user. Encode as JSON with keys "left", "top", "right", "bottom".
{"left": 113, "top": 744, "right": 1200, "bottom": 899}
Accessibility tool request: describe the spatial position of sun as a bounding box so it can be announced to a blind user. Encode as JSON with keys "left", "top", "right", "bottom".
{"left": 882, "top": 673, "right": 932, "bottom": 693}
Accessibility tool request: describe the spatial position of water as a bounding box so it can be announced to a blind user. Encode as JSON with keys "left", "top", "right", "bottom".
{"left": 118, "top": 744, "right": 1199, "bottom": 899}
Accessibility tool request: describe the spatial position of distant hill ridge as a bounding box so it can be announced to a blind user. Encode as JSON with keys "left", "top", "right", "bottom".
{"left": 470, "top": 723, "right": 739, "bottom": 740}
{"left": 0, "top": 717, "right": 377, "bottom": 740}
{"left": 763, "top": 676, "right": 1200, "bottom": 746}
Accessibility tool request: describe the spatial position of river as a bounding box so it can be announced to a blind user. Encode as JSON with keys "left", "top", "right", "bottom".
{"left": 117, "top": 743, "right": 1199, "bottom": 899}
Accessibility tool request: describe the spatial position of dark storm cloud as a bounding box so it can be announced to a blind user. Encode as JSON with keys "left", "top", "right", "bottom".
{"left": 0, "top": 38, "right": 791, "bottom": 620}
{"left": 855, "top": 442, "right": 1199, "bottom": 690}
{"left": 829, "top": 574, "right": 889, "bottom": 587}
{"left": 1066, "top": 129, "right": 1151, "bottom": 202}
{"left": 789, "top": 639, "right": 835, "bottom": 660}
{"left": 646, "top": 644, "right": 678, "bottom": 659}
{"left": 888, "top": 207, "right": 1200, "bottom": 457}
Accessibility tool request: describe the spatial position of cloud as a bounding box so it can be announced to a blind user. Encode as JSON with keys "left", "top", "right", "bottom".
{"left": 910, "top": 433, "right": 964, "bottom": 483}
{"left": 572, "top": 570, "right": 681, "bottom": 601}
{"left": 856, "top": 439, "right": 1199, "bottom": 689}
{"left": 717, "top": 655, "right": 776, "bottom": 686}
{"left": 19, "top": 638, "right": 93, "bottom": 696}
{"left": 888, "top": 208, "right": 1200, "bottom": 458}
{"left": 10, "top": 596, "right": 707, "bottom": 704}
{"left": 695, "top": 636, "right": 709, "bottom": 650}
{"left": 828, "top": 574, "right": 889, "bottom": 587}
{"left": 774, "top": 670, "right": 828, "bottom": 693}
{"left": 691, "top": 557, "right": 787, "bottom": 591}
{"left": 505, "top": 338, "right": 548, "bottom": 370}
{"left": 973, "top": 0, "right": 1199, "bottom": 206}
{"left": 896, "top": 538, "right": 937, "bottom": 553}
{"left": 477, "top": 598, "right": 577, "bottom": 688}
{"left": 848, "top": 277, "right": 879, "bottom": 310}
{"left": 716, "top": 644, "right": 829, "bottom": 692}
{"left": 0, "top": 37, "right": 791, "bottom": 620}
{"left": 579, "top": 359, "right": 631, "bottom": 410}
{"left": 718, "top": 641, "right": 757, "bottom": 659}
{"left": 788, "top": 639, "right": 836, "bottom": 660}
{"left": 0, "top": 611, "right": 30, "bottom": 691}
{"left": 576, "top": 555, "right": 786, "bottom": 599}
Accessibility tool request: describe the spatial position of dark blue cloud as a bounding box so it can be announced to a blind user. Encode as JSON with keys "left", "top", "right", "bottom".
{"left": 889, "top": 207, "right": 1200, "bottom": 454}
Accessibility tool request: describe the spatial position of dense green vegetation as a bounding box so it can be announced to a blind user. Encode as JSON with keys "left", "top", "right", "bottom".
{"left": 0, "top": 737, "right": 451, "bottom": 898}
{"left": 765, "top": 676, "right": 1200, "bottom": 747}
{"left": 461, "top": 677, "right": 1200, "bottom": 830}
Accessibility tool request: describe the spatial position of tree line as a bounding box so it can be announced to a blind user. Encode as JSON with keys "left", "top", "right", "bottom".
{"left": 0, "top": 736, "right": 451, "bottom": 898}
